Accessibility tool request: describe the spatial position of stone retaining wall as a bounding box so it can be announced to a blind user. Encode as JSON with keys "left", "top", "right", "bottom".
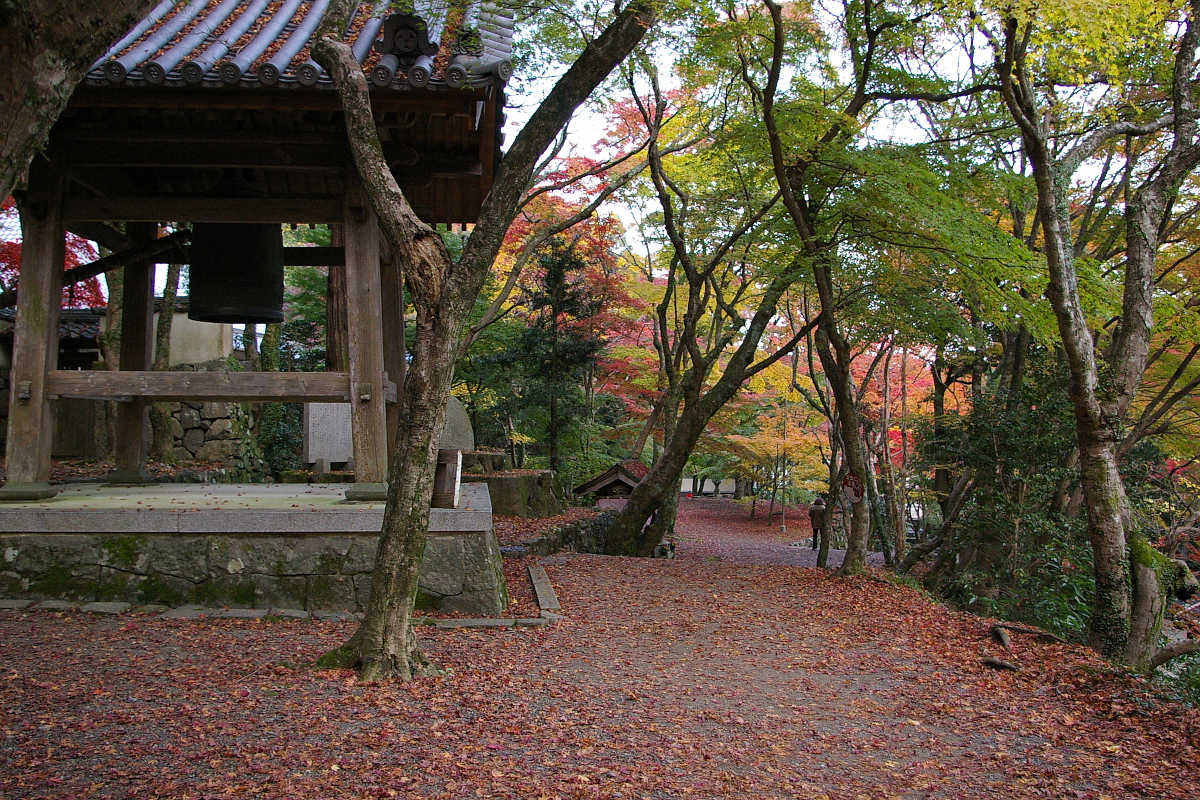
{"left": 0, "top": 529, "right": 507, "bottom": 615}
{"left": 0, "top": 484, "right": 507, "bottom": 615}
{"left": 169, "top": 400, "right": 244, "bottom": 463}
{"left": 463, "top": 470, "right": 566, "bottom": 518}
{"left": 522, "top": 511, "right": 618, "bottom": 556}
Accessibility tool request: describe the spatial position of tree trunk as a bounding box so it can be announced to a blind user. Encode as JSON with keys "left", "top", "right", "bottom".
{"left": 326, "top": 226, "right": 349, "bottom": 371}
{"left": 311, "top": 0, "right": 656, "bottom": 680}
{"left": 149, "top": 261, "right": 180, "bottom": 461}
{"left": 0, "top": 1, "right": 160, "bottom": 202}
{"left": 812, "top": 323, "right": 870, "bottom": 574}
{"left": 549, "top": 392, "right": 559, "bottom": 473}
{"left": 100, "top": 265, "right": 123, "bottom": 455}
{"left": 606, "top": 396, "right": 711, "bottom": 555}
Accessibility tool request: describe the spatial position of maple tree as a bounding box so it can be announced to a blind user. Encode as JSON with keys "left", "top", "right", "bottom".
{"left": 0, "top": 196, "right": 104, "bottom": 308}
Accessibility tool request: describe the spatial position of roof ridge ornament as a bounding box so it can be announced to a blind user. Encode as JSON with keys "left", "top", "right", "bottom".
{"left": 375, "top": 13, "right": 439, "bottom": 61}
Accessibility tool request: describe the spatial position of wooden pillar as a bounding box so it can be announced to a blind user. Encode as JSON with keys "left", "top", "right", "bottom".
{"left": 107, "top": 222, "right": 156, "bottom": 484}
{"left": 0, "top": 159, "right": 65, "bottom": 500}
{"left": 379, "top": 234, "right": 406, "bottom": 468}
{"left": 342, "top": 181, "right": 388, "bottom": 501}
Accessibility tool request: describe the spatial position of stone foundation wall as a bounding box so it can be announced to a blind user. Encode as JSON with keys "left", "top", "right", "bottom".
{"left": 523, "top": 511, "right": 618, "bottom": 556}
{"left": 168, "top": 400, "right": 243, "bottom": 463}
{"left": 463, "top": 470, "right": 566, "bottom": 518}
{"left": 0, "top": 529, "right": 507, "bottom": 615}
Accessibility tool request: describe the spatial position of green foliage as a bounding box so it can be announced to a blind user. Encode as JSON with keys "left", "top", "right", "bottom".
{"left": 914, "top": 354, "right": 1092, "bottom": 638}
{"left": 1159, "top": 652, "right": 1200, "bottom": 707}
{"left": 457, "top": 238, "right": 611, "bottom": 471}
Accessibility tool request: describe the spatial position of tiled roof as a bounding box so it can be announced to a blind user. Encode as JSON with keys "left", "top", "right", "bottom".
{"left": 87, "top": 0, "right": 514, "bottom": 90}
{"left": 571, "top": 459, "right": 650, "bottom": 496}
{"left": 620, "top": 459, "right": 649, "bottom": 480}
{"left": 0, "top": 309, "right": 104, "bottom": 341}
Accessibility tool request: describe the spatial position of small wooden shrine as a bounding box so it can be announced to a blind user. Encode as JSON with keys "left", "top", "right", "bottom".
{"left": 3, "top": 0, "right": 513, "bottom": 500}
{"left": 573, "top": 460, "right": 650, "bottom": 499}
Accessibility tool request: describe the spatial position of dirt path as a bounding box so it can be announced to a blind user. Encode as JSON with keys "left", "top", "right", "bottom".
{"left": 0, "top": 498, "right": 1195, "bottom": 799}
{"left": 673, "top": 495, "right": 886, "bottom": 567}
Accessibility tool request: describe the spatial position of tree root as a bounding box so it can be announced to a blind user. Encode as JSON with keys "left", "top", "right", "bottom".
{"left": 313, "top": 642, "right": 360, "bottom": 670}
{"left": 1149, "top": 638, "right": 1200, "bottom": 671}
{"left": 981, "top": 656, "right": 1020, "bottom": 671}
{"left": 990, "top": 625, "right": 1012, "bottom": 651}
{"left": 991, "top": 622, "right": 1066, "bottom": 644}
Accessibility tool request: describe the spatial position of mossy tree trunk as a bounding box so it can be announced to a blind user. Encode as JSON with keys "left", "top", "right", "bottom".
{"left": 995, "top": 6, "right": 1200, "bottom": 670}
{"left": 311, "top": 0, "right": 657, "bottom": 681}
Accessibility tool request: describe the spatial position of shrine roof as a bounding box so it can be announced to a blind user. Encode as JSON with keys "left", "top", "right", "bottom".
{"left": 87, "top": 0, "right": 514, "bottom": 91}
{"left": 572, "top": 460, "right": 649, "bottom": 497}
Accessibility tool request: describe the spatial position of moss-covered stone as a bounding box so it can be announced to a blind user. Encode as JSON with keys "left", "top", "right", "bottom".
{"left": 99, "top": 535, "right": 145, "bottom": 569}
{"left": 94, "top": 571, "right": 133, "bottom": 601}
{"left": 414, "top": 588, "right": 441, "bottom": 611}
{"left": 136, "top": 574, "right": 185, "bottom": 606}
{"left": 29, "top": 564, "right": 91, "bottom": 598}
{"left": 313, "top": 642, "right": 357, "bottom": 670}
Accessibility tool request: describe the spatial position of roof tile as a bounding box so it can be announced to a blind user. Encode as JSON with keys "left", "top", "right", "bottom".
{"left": 88, "top": 0, "right": 514, "bottom": 91}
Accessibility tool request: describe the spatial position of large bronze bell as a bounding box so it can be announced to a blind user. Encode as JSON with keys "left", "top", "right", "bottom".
{"left": 187, "top": 223, "right": 284, "bottom": 324}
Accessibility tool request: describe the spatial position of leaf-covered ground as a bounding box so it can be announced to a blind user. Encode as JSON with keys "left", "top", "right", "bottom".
{"left": 492, "top": 507, "right": 600, "bottom": 547}
{"left": 1, "top": 497, "right": 1197, "bottom": 799}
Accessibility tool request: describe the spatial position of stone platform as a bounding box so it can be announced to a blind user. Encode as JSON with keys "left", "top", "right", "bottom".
{"left": 0, "top": 483, "right": 507, "bottom": 615}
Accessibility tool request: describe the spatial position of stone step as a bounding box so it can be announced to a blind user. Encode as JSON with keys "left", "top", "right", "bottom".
{"left": 527, "top": 565, "right": 560, "bottom": 611}
{"left": 79, "top": 601, "right": 131, "bottom": 614}
{"left": 434, "top": 618, "right": 515, "bottom": 629}
{"left": 35, "top": 599, "right": 78, "bottom": 611}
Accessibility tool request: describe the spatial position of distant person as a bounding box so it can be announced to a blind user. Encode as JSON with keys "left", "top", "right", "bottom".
{"left": 808, "top": 496, "right": 827, "bottom": 550}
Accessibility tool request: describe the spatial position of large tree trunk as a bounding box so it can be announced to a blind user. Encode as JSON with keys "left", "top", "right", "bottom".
{"left": 606, "top": 395, "right": 710, "bottom": 555}
{"left": 311, "top": 0, "right": 656, "bottom": 681}
{"left": 995, "top": 8, "right": 1200, "bottom": 668}
{"left": 606, "top": 306, "right": 817, "bottom": 554}
{"left": 812, "top": 321, "right": 870, "bottom": 574}
{"left": 1, "top": 1, "right": 158, "bottom": 201}
{"left": 326, "top": 226, "right": 349, "bottom": 371}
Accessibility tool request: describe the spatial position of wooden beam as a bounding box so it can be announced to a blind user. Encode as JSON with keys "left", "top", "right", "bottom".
{"left": 66, "top": 140, "right": 347, "bottom": 171}
{"left": 343, "top": 179, "right": 388, "bottom": 489}
{"left": 283, "top": 246, "right": 344, "bottom": 266}
{"left": 69, "top": 88, "right": 488, "bottom": 113}
{"left": 0, "top": 230, "right": 190, "bottom": 309}
{"left": 479, "top": 88, "right": 498, "bottom": 196}
{"left": 64, "top": 196, "right": 344, "bottom": 224}
{"left": 46, "top": 370, "right": 362, "bottom": 402}
{"left": 1, "top": 158, "right": 65, "bottom": 500}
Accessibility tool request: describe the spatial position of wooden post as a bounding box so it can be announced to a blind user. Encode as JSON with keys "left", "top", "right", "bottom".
{"left": 107, "top": 222, "right": 156, "bottom": 484}
{"left": 0, "top": 159, "right": 65, "bottom": 500}
{"left": 342, "top": 180, "right": 388, "bottom": 501}
{"left": 379, "top": 234, "right": 406, "bottom": 468}
{"left": 431, "top": 449, "right": 462, "bottom": 508}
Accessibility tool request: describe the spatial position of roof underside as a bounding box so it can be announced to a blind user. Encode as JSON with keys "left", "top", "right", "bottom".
{"left": 89, "top": 0, "right": 514, "bottom": 91}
